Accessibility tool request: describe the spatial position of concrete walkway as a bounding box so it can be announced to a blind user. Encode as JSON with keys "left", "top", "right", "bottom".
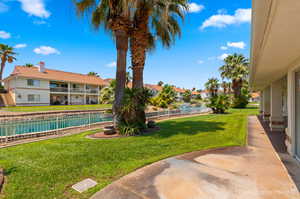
{"left": 91, "top": 116, "right": 300, "bottom": 199}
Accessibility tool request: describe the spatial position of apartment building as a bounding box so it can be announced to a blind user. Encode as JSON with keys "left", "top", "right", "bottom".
{"left": 3, "top": 62, "right": 107, "bottom": 106}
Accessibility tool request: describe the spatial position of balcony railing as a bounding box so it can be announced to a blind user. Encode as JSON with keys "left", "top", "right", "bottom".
{"left": 70, "top": 88, "right": 85, "bottom": 93}
{"left": 50, "top": 87, "right": 68, "bottom": 92}
{"left": 86, "top": 89, "right": 99, "bottom": 94}
{"left": 50, "top": 87, "right": 99, "bottom": 94}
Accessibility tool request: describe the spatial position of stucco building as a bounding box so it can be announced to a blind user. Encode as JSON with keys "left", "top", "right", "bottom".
{"left": 250, "top": 0, "right": 300, "bottom": 158}
{"left": 3, "top": 62, "right": 107, "bottom": 106}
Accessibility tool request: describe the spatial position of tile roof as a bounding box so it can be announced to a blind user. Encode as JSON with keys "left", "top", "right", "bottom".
{"left": 7, "top": 66, "right": 108, "bottom": 86}
{"left": 145, "top": 84, "right": 163, "bottom": 91}
{"left": 251, "top": 92, "right": 260, "bottom": 98}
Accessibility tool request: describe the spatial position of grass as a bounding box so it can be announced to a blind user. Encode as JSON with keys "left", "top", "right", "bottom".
{"left": 0, "top": 104, "right": 112, "bottom": 112}
{"left": 0, "top": 106, "right": 258, "bottom": 199}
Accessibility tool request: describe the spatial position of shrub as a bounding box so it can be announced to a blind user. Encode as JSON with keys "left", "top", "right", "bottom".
{"left": 232, "top": 86, "right": 250, "bottom": 108}
{"left": 147, "top": 120, "right": 156, "bottom": 128}
{"left": 118, "top": 122, "right": 140, "bottom": 136}
{"left": 207, "top": 94, "right": 230, "bottom": 114}
{"left": 182, "top": 90, "right": 192, "bottom": 103}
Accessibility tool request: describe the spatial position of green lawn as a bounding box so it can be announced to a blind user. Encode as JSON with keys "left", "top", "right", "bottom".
{"left": 0, "top": 107, "right": 258, "bottom": 199}
{"left": 0, "top": 104, "right": 112, "bottom": 112}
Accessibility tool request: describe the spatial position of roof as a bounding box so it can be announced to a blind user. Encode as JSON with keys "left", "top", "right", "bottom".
{"left": 251, "top": 92, "right": 260, "bottom": 98}
{"left": 145, "top": 84, "right": 163, "bottom": 92}
{"left": 192, "top": 91, "right": 201, "bottom": 95}
{"left": 6, "top": 66, "right": 108, "bottom": 86}
{"left": 173, "top": 87, "right": 186, "bottom": 93}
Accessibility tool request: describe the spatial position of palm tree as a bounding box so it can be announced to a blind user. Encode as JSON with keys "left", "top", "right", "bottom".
{"left": 221, "top": 81, "right": 231, "bottom": 94}
{"left": 75, "top": 0, "right": 132, "bottom": 127}
{"left": 88, "top": 71, "right": 99, "bottom": 77}
{"left": 130, "top": 0, "right": 187, "bottom": 124}
{"left": 157, "top": 81, "right": 164, "bottom": 86}
{"left": 25, "top": 63, "right": 34, "bottom": 67}
{"left": 219, "top": 53, "right": 249, "bottom": 98}
{"left": 205, "top": 78, "right": 219, "bottom": 97}
{"left": 0, "top": 44, "right": 16, "bottom": 85}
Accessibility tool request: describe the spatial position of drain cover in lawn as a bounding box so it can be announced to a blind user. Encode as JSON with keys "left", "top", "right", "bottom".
{"left": 72, "top": 178, "right": 98, "bottom": 193}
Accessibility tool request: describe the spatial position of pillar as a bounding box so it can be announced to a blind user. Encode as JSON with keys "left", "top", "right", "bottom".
{"left": 259, "top": 91, "right": 264, "bottom": 116}
{"left": 68, "top": 82, "right": 71, "bottom": 105}
{"left": 270, "top": 79, "right": 284, "bottom": 131}
{"left": 287, "top": 70, "right": 296, "bottom": 155}
{"left": 263, "top": 86, "right": 271, "bottom": 122}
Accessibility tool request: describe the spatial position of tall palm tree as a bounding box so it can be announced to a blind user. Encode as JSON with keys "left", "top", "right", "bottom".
{"left": 0, "top": 44, "right": 16, "bottom": 86}
{"left": 219, "top": 53, "right": 249, "bottom": 98}
{"left": 130, "top": 0, "right": 187, "bottom": 124}
{"left": 75, "top": 0, "right": 132, "bottom": 127}
{"left": 205, "top": 78, "right": 219, "bottom": 97}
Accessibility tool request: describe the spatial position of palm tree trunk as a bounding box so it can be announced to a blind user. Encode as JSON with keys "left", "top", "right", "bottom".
{"left": 0, "top": 58, "right": 6, "bottom": 87}
{"left": 113, "top": 30, "right": 128, "bottom": 128}
{"left": 130, "top": 8, "right": 149, "bottom": 127}
{"left": 132, "top": 67, "right": 144, "bottom": 89}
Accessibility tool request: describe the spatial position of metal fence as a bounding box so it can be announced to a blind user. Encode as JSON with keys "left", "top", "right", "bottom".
{"left": 0, "top": 106, "right": 210, "bottom": 142}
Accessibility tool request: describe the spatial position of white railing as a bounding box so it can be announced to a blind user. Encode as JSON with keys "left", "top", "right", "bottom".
{"left": 0, "top": 106, "right": 210, "bottom": 143}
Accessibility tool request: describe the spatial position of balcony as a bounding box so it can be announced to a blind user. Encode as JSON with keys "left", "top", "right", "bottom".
{"left": 86, "top": 89, "right": 99, "bottom": 94}
{"left": 50, "top": 87, "right": 68, "bottom": 93}
{"left": 70, "top": 88, "right": 85, "bottom": 93}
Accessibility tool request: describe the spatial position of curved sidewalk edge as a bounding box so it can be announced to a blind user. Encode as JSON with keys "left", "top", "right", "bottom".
{"left": 91, "top": 116, "right": 300, "bottom": 199}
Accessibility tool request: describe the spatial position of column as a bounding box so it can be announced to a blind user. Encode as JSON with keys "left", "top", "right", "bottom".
{"left": 287, "top": 70, "right": 296, "bottom": 155}
{"left": 270, "top": 79, "right": 284, "bottom": 131}
{"left": 84, "top": 84, "right": 87, "bottom": 105}
{"left": 263, "top": 86, "right": 271, "bottom": 122}
{"left": 259, "top": 91, "right": 264, "bottom": 116}
{"left": 68, "top": 82, "right": 71, "bottom": 105}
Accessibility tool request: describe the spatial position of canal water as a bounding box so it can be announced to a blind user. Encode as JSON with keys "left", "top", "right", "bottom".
{"left": 0, "top": 105, "right": 208, "bottom": 137}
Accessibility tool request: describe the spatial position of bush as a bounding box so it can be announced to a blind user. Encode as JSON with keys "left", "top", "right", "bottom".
{"left": 147, "top": 120, "right": 156, "bottom": 128}
{"left": 118, "top": 122, "right": 140, "bottom": 136}
{"left": 232, "top": 87, "right": 250, "bottom": 108}
{"left": 207, "top": 94, "right": 230, "bottom": 114}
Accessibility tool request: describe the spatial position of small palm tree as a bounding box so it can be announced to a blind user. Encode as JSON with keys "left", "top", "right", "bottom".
{"left": 157, "top": 81, "right": 164, "bottom": 86}
{"left": 219, "top": 53, "right": 249, "bottom": 98}
{"left": 88, "top": 71, "right": 99, "bottom": 77}
{"left": 0, "top": 44, "right": 17, "bottom": 85}
{"left": 75, "top": 0, "right": 133, "bottom": 127}
{"left": 25, "top": 63, "right": 34, "bottom": 67}
{"left": 205, "top": 78, "right": 219, "bottom": 97}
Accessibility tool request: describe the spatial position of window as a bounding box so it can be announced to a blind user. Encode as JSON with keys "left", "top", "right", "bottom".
{"left": 27, "top": 79, "right": 40, "bottom": 87}
{"left": 28, "top": 94, "right": 40, "bottom": 102}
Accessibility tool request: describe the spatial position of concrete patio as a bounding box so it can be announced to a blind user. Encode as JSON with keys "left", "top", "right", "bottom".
{"left": 91, "top": 116, "right": 300, "bottom": 199}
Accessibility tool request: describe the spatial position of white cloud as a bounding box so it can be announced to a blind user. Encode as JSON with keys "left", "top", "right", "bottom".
{"left": 197, "top": 60, "right": 204, "bottom": 64}
{"left": 106, "top": 61, "right": 116, "bottom": 67}
{"left": 201, "top": 8, "right": 251, "bottom": 29}
{"left": 220, "top": 46, "right": 228, "bottom": 50}
{"left": 34, "top": 46, "right": 60, "bottom": 55}
{"left": 14, "top": 44, "right": 27, "bottom": 49}
{"left": 227, "top": 41, "right": 246, "bottom": 49}
{"left": 187, "top": 3, "right": 204, "bottom": 13}
{"left": 218, "top": 53, "right": 229, "bottom": 60}
{"left": 0, "top": 2, "right": 9, "bottom": 13}
{"left": 0, "top": 30, "right": 11, "bottom": 39}
{"left": 17, "top": 0, "right": 50, "bottom": 18}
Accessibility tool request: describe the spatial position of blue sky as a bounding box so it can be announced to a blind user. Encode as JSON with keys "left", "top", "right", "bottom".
{"left": 0, "top": 0, "right": 251, "bottom": 89}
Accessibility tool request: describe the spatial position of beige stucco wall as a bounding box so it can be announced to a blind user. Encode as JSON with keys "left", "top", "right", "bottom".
{"left": 10, "top": 77, "right": 50, "bottom": 106}
{"left": 14, "top": 89, "right": 50, "bottom": 105}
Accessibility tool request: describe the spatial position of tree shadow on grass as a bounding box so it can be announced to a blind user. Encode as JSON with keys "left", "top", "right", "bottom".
{"left": 3, "top": 167, "right": 17, "bottom": 176}
{"left": 145, "top": 120, "right": 225, "bottom": 139}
